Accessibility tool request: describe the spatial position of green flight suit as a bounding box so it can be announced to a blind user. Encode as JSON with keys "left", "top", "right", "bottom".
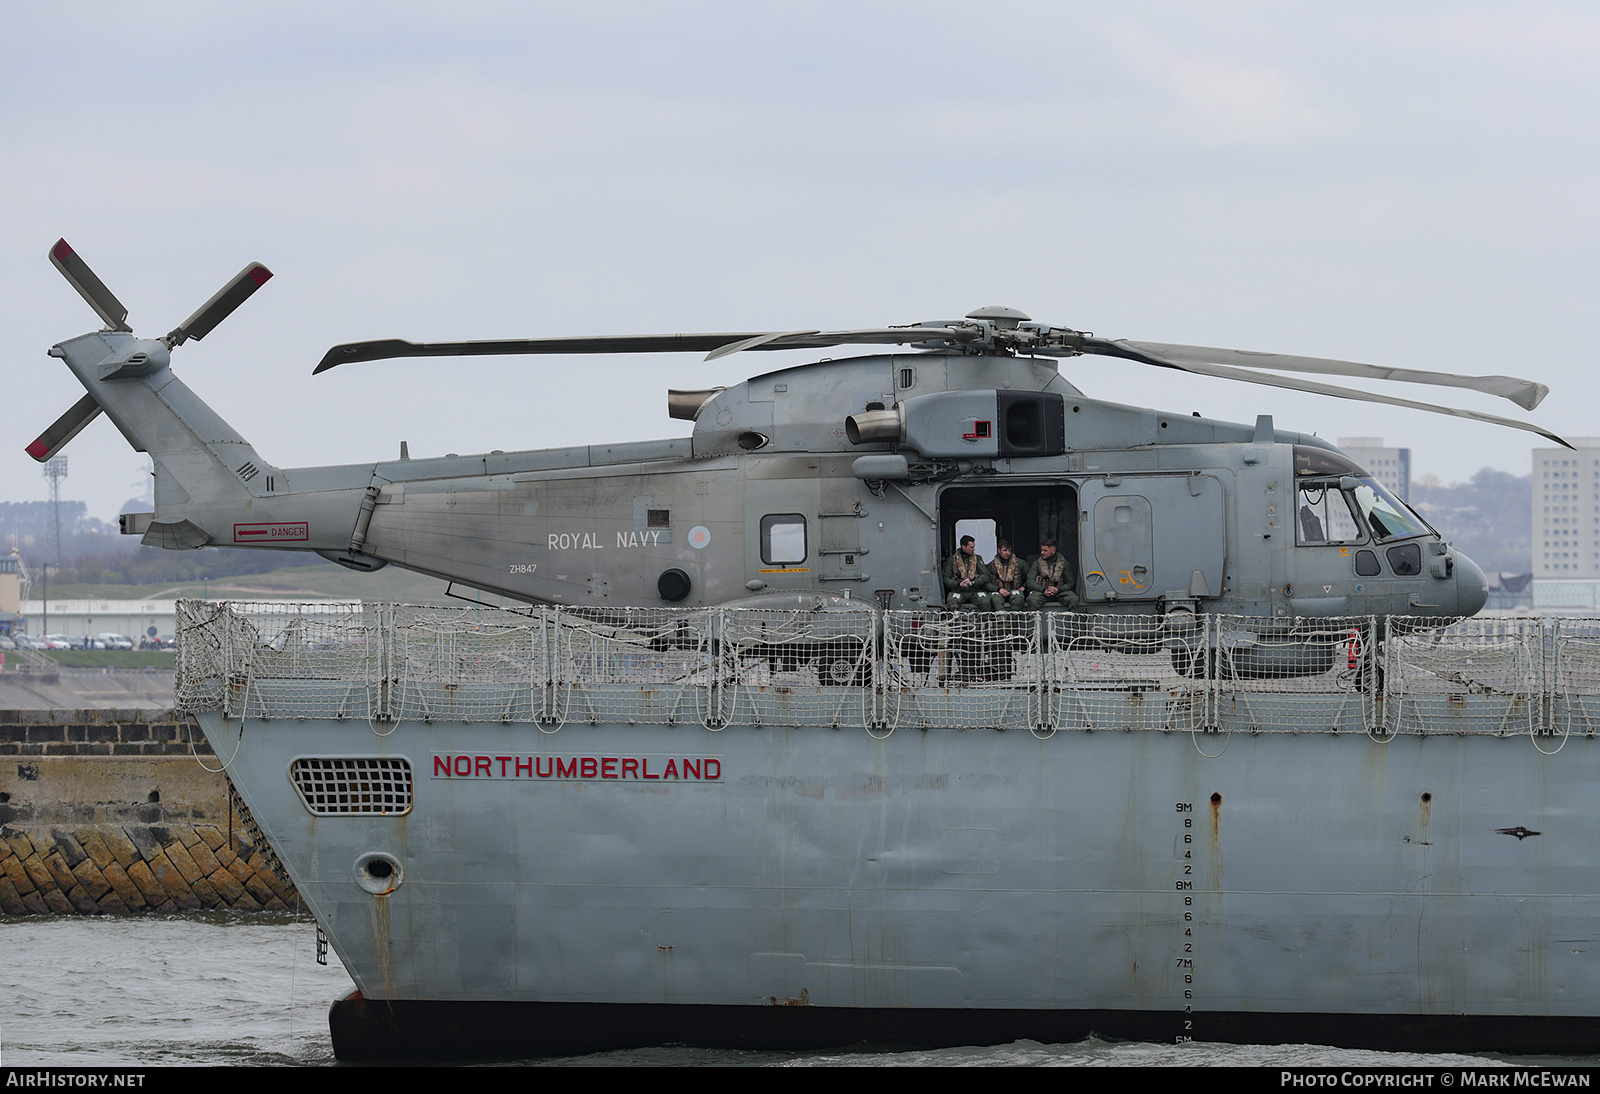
{"left": 988, "top": 552, "right": 1028, "bottom": 611}
{"left": 1026, "top": 551, "right": 1079, "bottom": 610}
{"left": 942, "top": 549, "right": 993, "bottom": 610}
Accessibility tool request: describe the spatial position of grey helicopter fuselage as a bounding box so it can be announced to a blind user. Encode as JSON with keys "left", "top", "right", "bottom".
{"left": 50, "top": 329, "right": 1487, "bottom": 629}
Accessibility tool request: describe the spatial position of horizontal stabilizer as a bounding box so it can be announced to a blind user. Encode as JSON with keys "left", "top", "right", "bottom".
{"left": 141, "top": 518, "right": 212, "bottom": 550}
{"left": 26, "top": 394, "right": 103, "bottom": 462}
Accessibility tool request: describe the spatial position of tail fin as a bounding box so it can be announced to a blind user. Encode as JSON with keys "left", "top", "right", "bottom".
{"left": 50, "top": 332, "right": 281, "bottom": 549}
{"left": 34, "top": 240, "right": 313, "bottom": 551}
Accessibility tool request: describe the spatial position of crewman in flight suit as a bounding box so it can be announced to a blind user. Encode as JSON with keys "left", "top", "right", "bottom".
{"left": 1026, "top": 538, "right": 1080, "bottom": 610}
{"left": 942, "top": 535, "right": 993, "bottom": 611}
{"left": 988, "top": 539, "right": 1028, "bottom": 611}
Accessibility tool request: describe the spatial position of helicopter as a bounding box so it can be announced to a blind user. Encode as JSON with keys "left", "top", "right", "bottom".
{"left": 31, "top": 239, "right": 1567, "bottom": 678}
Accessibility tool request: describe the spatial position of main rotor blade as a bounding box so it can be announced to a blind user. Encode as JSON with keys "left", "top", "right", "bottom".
{"left": 703, "top": 331, "right": 822, "bottom": 361}
{"left": 316, "top": 334, "right": 769, "bottom": 373}
{"left": 1119, "top": 340, "right": 1549, "bottom": 411}
{"left": 49, "top": 239, "right": 130, "bottom": 332}
{"left": 1083, "top": 338, "right": 1571, "bottom": 448}
{"left": 166, "top": 262, "right": 273, "bottom": 346}
{"left": 314, "top": 328, "right": 975, "bottom": 373}
{"left": 704, "top": 327, "right": 975, "bottom": 361}
{"left": 25, "top": 394, "right": 103, "bottom": 462}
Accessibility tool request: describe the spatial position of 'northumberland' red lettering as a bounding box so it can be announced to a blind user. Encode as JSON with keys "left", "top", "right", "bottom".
{"left": 434, "top": 753, "right": 720, "bottom": 782}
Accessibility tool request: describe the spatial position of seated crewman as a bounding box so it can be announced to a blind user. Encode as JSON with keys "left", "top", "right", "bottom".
{"left": 988, "top": 539, "right": 1028, "bottom": 611}
{"left": 1026, "top": 538, "right": 1080, "bottom": 610}
{"left": 942, "top": 535, "right": 993, "bottom": 611}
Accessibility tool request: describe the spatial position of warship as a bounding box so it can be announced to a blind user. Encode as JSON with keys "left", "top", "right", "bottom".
{"left": 176, "top": 600, "right": 1600, "bottom": 1060}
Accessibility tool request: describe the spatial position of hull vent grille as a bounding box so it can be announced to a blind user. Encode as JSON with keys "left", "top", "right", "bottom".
{"left": 290, "top": 758, "right": 413, "bottom": 816}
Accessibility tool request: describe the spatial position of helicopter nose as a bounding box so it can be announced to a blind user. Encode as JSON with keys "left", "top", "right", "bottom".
{"left": 1453, "top": 550, "right": 1489, "bottom": 617}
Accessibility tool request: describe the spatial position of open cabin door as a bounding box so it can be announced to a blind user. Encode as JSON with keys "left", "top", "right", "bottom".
{"left": 1079, "top": 475, "right": 1225, "bottom": 603}
{"left": 936, "top": 483, "right": 1079, "bottom": 586}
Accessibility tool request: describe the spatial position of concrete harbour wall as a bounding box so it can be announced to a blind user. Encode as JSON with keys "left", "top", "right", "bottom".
{"left": 0, "top": 709, "right": 300, "bottom": 915}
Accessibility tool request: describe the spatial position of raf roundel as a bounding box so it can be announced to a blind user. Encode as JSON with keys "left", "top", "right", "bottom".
{"left": 687, "top": 526, "right": 711, "bottom": 550}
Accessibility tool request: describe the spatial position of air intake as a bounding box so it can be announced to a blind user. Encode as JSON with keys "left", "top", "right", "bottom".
{"left": 290, "top": 758, "right": 413, "bottom": 816}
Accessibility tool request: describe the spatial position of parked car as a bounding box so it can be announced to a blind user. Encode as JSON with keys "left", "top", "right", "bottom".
{"left": 96, "top": 633, "right": 135, "bottom": 650}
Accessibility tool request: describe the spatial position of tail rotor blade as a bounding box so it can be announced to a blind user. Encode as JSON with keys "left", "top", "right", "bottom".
{"left": 26, "top": 394, "right": 103, "bottom": 462}
{"left": 166, "top": 262, "right": 273, "bottom": 346}
{"left": 49, "top": 239, "right": 131, "bottom": 332}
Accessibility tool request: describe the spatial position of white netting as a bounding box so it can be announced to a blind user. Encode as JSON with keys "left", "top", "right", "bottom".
{"left": 554, "top": 607, "right": 717, "bottom": 728}
{"left": 1382, "top": 616, "right": 1541, "bottom": 736}
{"left": 176, "top": 600, "right": 382, "bottom": 721}
{"left": 390, "top": 604, "right": 546, "bottom": 724}
{"left": 1202, "top": 616, "right": 1375, "bottom": 736}
{"left": 1551, "top": 619, "right": 1600, "bottom": 736}
{"left": 173, "top": 601, "right": 1584, "bottom": 737}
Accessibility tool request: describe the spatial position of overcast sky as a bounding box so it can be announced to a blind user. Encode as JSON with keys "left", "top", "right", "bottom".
{"left": 2, "top": 1, "right": 1595, "bottom": 523}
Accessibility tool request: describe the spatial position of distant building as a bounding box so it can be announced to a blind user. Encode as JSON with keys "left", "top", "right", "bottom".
{"left": 17, "top": 598, "right": 360, "bottom": 642}
{"left": 1532, "top": 438, "right": 1600, "bottom": 580}
{"left": 21, "top": 599, "right": 180, "bottom": 642}
{"left": 0, "top": 554, "right": 20, "bottom": 635}
{"left": 1338, "top": 437, "right": 1411, "bottom": 502}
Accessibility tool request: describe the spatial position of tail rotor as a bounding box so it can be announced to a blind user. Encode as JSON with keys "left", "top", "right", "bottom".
{"left": 30, "top": 239, "right": 273, "bottom": 462}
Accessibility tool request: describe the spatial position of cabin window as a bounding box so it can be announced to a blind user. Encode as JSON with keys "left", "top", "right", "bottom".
{"left": 760, "top": 514, "right": 808, "bottom": 565}
{"left": 647, "top": 509, "right": 670, "bottom": 528}
{"left": 954, "top": 518, "right": 997, "bottom": 560}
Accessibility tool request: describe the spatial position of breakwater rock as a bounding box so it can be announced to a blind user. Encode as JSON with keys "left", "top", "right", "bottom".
{"left": 0, "top": 709, "right": 299, "bottom": 915}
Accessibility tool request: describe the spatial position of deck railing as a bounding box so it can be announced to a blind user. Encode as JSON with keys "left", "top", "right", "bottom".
{"left": 174, "top": 600, "right": 1596, "bottom": 738}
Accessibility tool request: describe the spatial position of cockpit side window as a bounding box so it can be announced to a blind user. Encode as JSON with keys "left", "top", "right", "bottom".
{"left": 1296, "top": 482, "right": 1365, "bottom": 545}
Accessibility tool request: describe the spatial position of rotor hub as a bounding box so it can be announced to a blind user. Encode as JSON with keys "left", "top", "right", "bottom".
{"left": 965, "top": 305, "right": 1032, "bottom": 331}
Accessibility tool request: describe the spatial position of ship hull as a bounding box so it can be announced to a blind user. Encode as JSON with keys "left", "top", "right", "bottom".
{"left": 325, "top": 997, "right": 1600, "bottom": 1061}
{"left": 196, "top": 711, "right": 1600, "bottom": 1059}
